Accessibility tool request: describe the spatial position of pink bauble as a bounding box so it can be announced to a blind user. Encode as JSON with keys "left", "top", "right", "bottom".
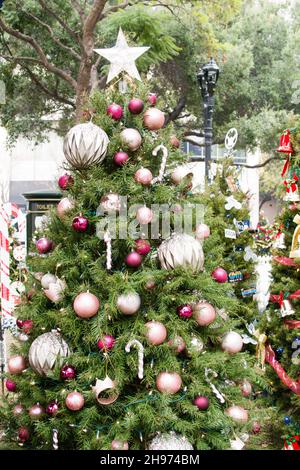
{"left": 134, "top": 168, "right": 153, "bottom": 185}
{"left": 145, "top": 321, "right": 167, "bottom": 345}
{"left": 8, "top": 355, "right": 27, "bottom": 375}
{"left": 145, "top": 277, "right": 156, "bottom": 290}
{"left": 107, "top": 103, "right": 123, "bottom": 121}
{"left": 58, "top": 173, "right": 74, "bottom": 190}
{"left": 171, "top": 166, "right": 188, "bottom": 185}
{"left": 252, "top": 421, "right": 261, "bottom": 434}
{"left": 111, "top": 440, "right": 129, "bottom": 450}
{"left": 60, "top": 364, "right": 77, "bottom": 380}
{"left": 114, "top": 151, "right": 129, "bottom": 166}
{"left": 177, "top": 304, "right": 193, "bottom": 318}
{"left": 5, "top": 379, "right": 17, "bottom": 392}
{"left": 289, "top": 203, "right": 298, "bottom": 212}
{"left": 125, "top": 251, "right": 143, "bottom": 268}
{"left": 128, "top": 98, "right": 144, "bottom": 115}
{"left": 225, "top": 405, "right": 248, "bottom": 423}
{"left": 46, "top": 401, "right": 59, "bottom": 416}
{"left": 135, "top": 239, "right": 151, "bottom": 255}
{"left": 148, "top": 93, "right": 157, "bottom": 106}
{"left": 72, "top": 214, "right": 89, "bottom": 232}
{"left": 13, "top": 404, "right": 24, "bottom": 416}
{"left": 36, "top": 237, "right": 53, "bottom": 254}
{"left": 100, "top": 193, "right": 121, "bottom": 213}
{"left": 143, "top": 108, "right": 165, "bottom": 130}
{"left": 18, "top": 426, "right": 30, "bottom": 442}
{"left": 117, "top": 292, "right": 141, "bottom": 315}
{"left": 212, "top": 267, "right": 228, "bottom": 283}
{"left": 156, "top": 372, "right": 182, "bottom": 394}
{"left": 65, "top": 391, "right": 85, "bottom": 411}
{"left": 57, "top": 197, "right": 74, "bottom": 219}
{"left": 222, "top": 331, "right": 243, "bottom": 354}
{"left": 29, "top": 403, "right": 45, "bottom": 420}
{"left": 97, "top": 335, "right": 115, "bottom": 351}
{"left": 195, "top": 223, "right": 210, "bottom": 240}
{"left": 120, "top": 128, "right": 142, "bottom": 151}
{"left": 136, "top": 207, "right": 153, "bottom": 225}
{"left": 73, "top": 292, "right": 100, "bottom": 318}
{"left": 170, "top": 135, "right": 180, "bottom": 148}
{"left": 240, "top": 380, "right": 252, "bottom": 397}
{"left": 193, "top": 395, "right": 209, "bottom": 410}
{"left": 168, "top": 336, "right": 186, "bottom": 353}
{"left": 193, "top": 301, "right": 216, "bottom": 326}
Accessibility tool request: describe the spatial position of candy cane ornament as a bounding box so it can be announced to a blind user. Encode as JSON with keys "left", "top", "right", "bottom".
{"left": 205, "top": 368, "right": 226, "bottom": 403}
{"left": 151, "top": 145, "right": 169, "bottom": 184}
{"left": 104, "top": 230, "right": 112, "bottom": 270}
{"left": 125, "top": 339, "right": 144, "bottom": 379}
{"left": 52, "top": 429, "right": 59, "bottom": 450}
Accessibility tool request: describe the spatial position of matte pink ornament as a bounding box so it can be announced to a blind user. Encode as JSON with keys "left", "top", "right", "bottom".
{"left": 240, "top": 380, "right": 252, "bottom": 397}
{"left": 18, "top": 426, "right": 30, "bottom": 442}
{"left": 107, "top": 103, "right": 123, "bottom": 120}
{"left": 73, "top": 292, "right": 100, "bottom": 318}
{"left": 136, "top": 207, "right": 153, "bottom": 225}
{"left": 147, "top": 93, "right": 157, "bottom": 106}
{"left": 193, "top": 395, "right": 209, "bottom": 410}
{"left": 156, "top": 372, "right": 182, "bottom": 394}
{"left": 222, "top": 331, "right": 243, "bottom": 354}
{"left": 225, "top": 405, "right": 248, "bottom": 423}
{"left": 113, "top": 151, "right": 129, "bottom": 166}
{"left": 145, "top": 277, "right": 156, "bottom": 290}
{"left": 117, "top": 292, "right": 141, "bottom": 315}
{"left": 134, "top": 168, "right": 153, "bottom": 185}
{"left": 128, "top": 98, "right": 144, "bottom": 115}
{"left": 8, "top": 355, "right": 27, "bottom": 375}
{"left": 170, "top": 135, "right": 180, "bottom": 148}
{"left": 46, "top": 401, "right": 59, "bottom": 416}
{"left": 125, "top": 251, "right": 143, "bottom": 268}
{"left": 97, "top": 335, "right": 115, "bottom": 351}
{"left": 36, "top": 237, "right": 53, "bottom": 254}
{"left": 65, "top": 391, "right": 85, "bottom": 411}
{"left": 193, "top": 301, "right": 216, "bottom": 326}
{"left": 72, "top": 214, "right": 89, "bottom": 232}
{"left": 143, "top": 108, "right": 165, "bottom": 130}
{"left": 58, "top": 173, "right": 74, "bottom": 190}
{"left": 13, "top": 404, "right": 24, "bottom": 416}
{"left": 56, "top": 197, "right": 74, "bottom": 219}
{"left": 135, "top": 239, "right": 151, "bottom": 255}
{"left": 168, "top": 336, "right": 186, "bottom": 353}
{"left": 177, "top": 304, "right": 193, "bottom": 318}
{"left": 195, "top": 223, "right": 210, "bottom": 240}
{"left": 100, "top": 193, "right": 121, "bottom": 213}
{"left": 145, "top": 321, "right": 167, "bottom": 345}
{"left": 111, "top": 440, "right": 129, "bottom": 450}
{"left": 120, "top": 128, "right": 142, "bottom": 151}
{"left": 29, "top": 403, "right": 45, "bottom": 420}
{"left": 212, "top": 267, "right": 228, "bottom": 283}
{"left": 5, "top": 379, "right": 17, "bottom": 392}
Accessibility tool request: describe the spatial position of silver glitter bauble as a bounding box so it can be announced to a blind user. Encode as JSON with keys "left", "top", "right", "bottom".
{"left": 158, "top": 233, "right": 204, "bottom": 272}
{"left": 63, "top": 122, "right": 109, "bottom": 169}
{"left": 29, "top": 330, "right": 70, "bottom": 376}
{"left": 148, "top": 432, "right": 193, "bottom": 450}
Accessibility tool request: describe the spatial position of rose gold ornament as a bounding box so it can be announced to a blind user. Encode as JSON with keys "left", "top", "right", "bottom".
{"left": 168, "top": 336, "right": 186, "bottom": 353}
{"left": 195, "top": 223, "right": 210, "bottom": 240}
{"left": 134, "top": 168, "right": 153, "bottom": 186}
{"left": 240, "top": 380, "right": 252, "bottom": 397}
{"left": 120, "top": 128, "right": 142, "bottom": 151}
{"left": 56, "top": 197, "right": 74, "bottom": 219}
{"left": 170, "top": 135, "right": 180, "bottom": 148}
{"left": 136, "top": 206, "right": 153, "bottom": 225}
{"left": 156, "top": 372, "right": 182, "bottom": 394}
{"left": 13, "top": 404, "right": 24, "bottom": 416}
{"left": 145, "top": 321, "right": 167, "bottom": 345}
{"left": 100, "top": 193, "right": 121, "bottom": 213}
{"left": 221, "top": 331, "right": 243, "bottom": 354}
{"left": 8, "top": 355, "right": 27, "bottom": 375}
{"left": 65, "top": 391, "right": 85, "bottom": 411}
{"left": 92, "top": 376, "right": 118, "bottom": 405}
{"left": 73, "top": 292, "right": 100, "bottom": 318}
{"left": 193, "top": 301, "right": 216, "bottom": 326}
{"left": 111, "top": 440, "right": 129, "bottom": 450}
{"left": 44, "top": 278, "right": 66, "bottom": 303}
{"left": 117, "top": 292, "right": 141, "bottom": 315}
{"left": 28, "top": 403, "right": 45, "bottom": 420}
{"left": 225, "top": 405, "right": 248, "bottom": 423}
{"left": 171, "top": 166, "right": 188, "bottom": 185}
{"left": 143, "top": 108, "right": 165, "bottom": 130}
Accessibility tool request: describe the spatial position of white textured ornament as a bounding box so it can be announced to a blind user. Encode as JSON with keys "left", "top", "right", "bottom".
{"left": 244, "top": 246, "right": 258, "bottom": 262}
{"left": 13, "top": 245, "right": 26, "bottom": 262}
{"left": 253, "top": 255, "right": 272, "bottom": 313}
{"left": 148, "top": 432, "right": 193, "bottom": 450}
{"left": 225, "top": 196, "right": 242, "bottom": 211}
{"left": 29, "top": 330, "right": 70, "bottom": 376}
{"left": 158, "top": 233, "right": 204, "bottom": 272}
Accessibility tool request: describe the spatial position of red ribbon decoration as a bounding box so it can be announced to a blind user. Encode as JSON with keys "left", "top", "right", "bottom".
{"left": 284, "top": 319, "right": 300, "bottom": 329}
{"left": 273, "top": 256, "right": 300, "bottom": 267}
{"left": 283, "top": 173, "right": 299, "bottom": 193}
{"left": 270, "top": 289, "right": 300, "bottom": 307}
{"left": 281, "top": 155, "right": 290, "bottom": 177}
{"left": 265, "top": 344, "right": 300, "bottom": 395}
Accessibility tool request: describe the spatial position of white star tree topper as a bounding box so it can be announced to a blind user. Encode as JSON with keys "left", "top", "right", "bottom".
{"left": 94, "top": 28, "right": 150, "bottom": 83}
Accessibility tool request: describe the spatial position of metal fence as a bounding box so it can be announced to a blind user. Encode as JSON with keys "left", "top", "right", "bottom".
{"left": 182, "top": 142, "right": 247, "bottom": 165}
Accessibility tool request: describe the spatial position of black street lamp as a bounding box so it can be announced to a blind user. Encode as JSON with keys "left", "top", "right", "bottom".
{"left": 197, "top": 57, "right": 219, "bottom": 181}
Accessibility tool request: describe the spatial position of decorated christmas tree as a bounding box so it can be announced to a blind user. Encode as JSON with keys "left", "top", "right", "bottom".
{"left": 0, "top": 32, "right": 270, "bottom": 451}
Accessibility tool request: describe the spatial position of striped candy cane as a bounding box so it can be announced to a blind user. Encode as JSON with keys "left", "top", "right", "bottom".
{"left": 125, "top": 339, "right": 144, "bottom": 379}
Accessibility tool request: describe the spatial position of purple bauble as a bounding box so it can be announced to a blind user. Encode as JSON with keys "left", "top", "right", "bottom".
{"left": 128, "top": 98, "right": 144, "bottom": 115}
{"left": 177, "top": 304, "right": 193, "bottom": 318}
{"left": 125, "top": 251, "right": 143, "bottom": 268}
{"left": 135, "top": 239, "right": 151, "bottom": 255}
{"left": 113, "top": 151, "right": 129, "bottom": 166}
{"left": 148, "top": 93, "right": 157, "bottom": 106}
{"left": 60, "top": 364, "right": 77, "bottom": 380}
{"left": 107, "top": 103, "right": 123, "bottom": 121}
{"left": 211, "top": 267, "right": 228, "bottom": 283}
{"left": 97, "top": 334, "right": 115, "bottom": 351}
{"left": 58, "top": 173, "right": 74, "bottom": 190}
{"left": 46, "top": 401, "right": 59, "bottom": 416}
{"left": 193, "top": 395, "right": 209, "bottom": 410}
{"left": 5, "top": 378, "right": 17, "bottom": 392}
{"left": 36, "top": 237, "right": 53, "bottom": 254}
{"left": 72, "top": 215, "right": 89, "bottom": 232}
{"left": 18, "top": 426, "right": 30, "bottom": 442}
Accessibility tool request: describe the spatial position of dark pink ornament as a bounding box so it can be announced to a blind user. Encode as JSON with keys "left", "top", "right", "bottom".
{"left": 46, "top": 401, "right": 59, "bottom": 416}
{"left": 211, "top": 267, "right": 228, "bottom": 283}
{"left": 18, "top": 426, "right": 30, "bottom": 442}
{"left": 58, "top": 173, "right": 74, "bottom": 190}
{"left": 177, "top": 304, "right": 193, "bottom": 318}
{"left": 252, "top": 421, "right": 261, "bottom": 434}
{"left": 135, "top": 239, "right": 151, "bottom": 255}
{"left": 36, "top": 237, "right": 53, "bottom": 254}
{"left": 128, "top": 98, "right": 144, "bottom": 115}
{"left": 5, "top": 379, "right": 17, "bottom": 392}
{"left": 193, "top": 395, "right": 209, "bottom": 410}
{"left": 17, "top": 319, "right": 33, "bottom": 334}
{"left": 148, "top": 93, "right": 157, "bottom": 106}
{"left": 113, "top": 151, "right": 129, "bottom": 166}
{"left": 72, "top": 214, "right": 89, "bottom": 232}
{"left": 60, "top": 364, "right": 77, "bottom": 380}
{"left": 125, "top": 251, "right": 142, "bottom": 268}
{"left": 107, "top": 103, "right": 123, "bottom": 121}
{"left": 97, "top": 334, "right": 115, "bottom": 351}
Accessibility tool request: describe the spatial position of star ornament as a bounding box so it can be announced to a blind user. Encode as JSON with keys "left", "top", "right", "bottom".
{"left": 94, "top": 28, "right": 150, "bottom": 83}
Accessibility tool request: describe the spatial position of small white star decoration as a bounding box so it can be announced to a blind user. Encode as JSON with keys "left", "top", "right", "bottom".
{"left": 94, "top": 28, "right": 150, "bottom": 83}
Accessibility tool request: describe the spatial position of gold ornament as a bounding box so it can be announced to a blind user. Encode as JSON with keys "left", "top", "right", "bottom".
{"left": 91, "top": 376, "right": 118, "bottom": 405}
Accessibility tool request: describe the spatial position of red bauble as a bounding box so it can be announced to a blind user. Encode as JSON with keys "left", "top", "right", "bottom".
{"left": 212, "top": 267, "right": 228, "bottom": 283}
{"left": 72, "top": 214, "right": 89, "bottom": 232}
{"left": 7, "top": 355, "right": 27, "bottom": 375}
{"left": 125, "top": 251, "right": 142, "bottom": 268}
{"left": 46, "top": 401, "right": 59, "bottom": 416}
{"left": 135, "top": 239, "right": 151, "bottom": 255}
{"left": 17, "top": 319, "right": 33, "bottom": 334}
{"left": 58, "top": 173, "right": 74, "bottom": 190}
{"left": 193, "top": 395, "right": 209, "bottom": 410}
{"left": 113, "top": 151, "right": 129, "bottom": 166}
{"left": 36, "top": 237, "right": 53, "bottom": 254}
{"left": 29, "top": 403, "right": 45, "bottom": 420}
{"left": 168, "top": 336, "right": 186, "bottom": 353}
{"left": 252, "top": 421, "right": 261, "bottom": 434}
{"left": 147, "top": 93, "right": 157, "bottom": 106}
{"left": 5, "top": 378, "right": 16, "bottom": 392}
{"left": 170, "top": 135, "right": 180, "bottom": 148}
{"left": 60, "top": 364, "right": 77, "bottom": 380}
{"left": 65, "top": 391, "right": 85, "bottom": 411}
{"left": 107, "top": 103, "right": 123, "bottom": 121}
{"left": 18, "top": 426, "right": 30, "bottom": 442}
{"left": 97, "top": 334, "right": 115, "bottom": 351}
{"left": 128, "top": 98, "right": 144, "bottom": 115}
{"left": 177, "top": 304, "right": 193, "bottom": 318}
